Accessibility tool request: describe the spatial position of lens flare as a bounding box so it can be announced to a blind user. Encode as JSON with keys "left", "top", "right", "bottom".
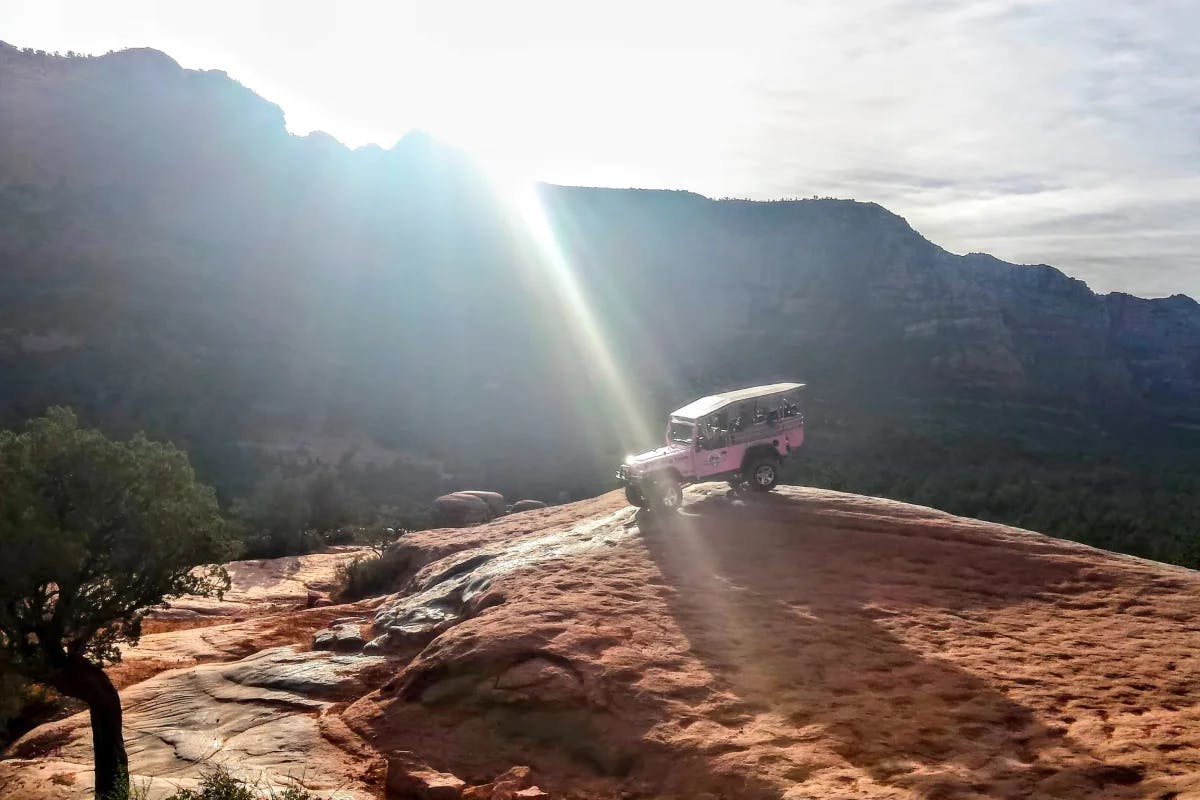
{"left": 489, "top": 173, "right": 658, "bottom": 455}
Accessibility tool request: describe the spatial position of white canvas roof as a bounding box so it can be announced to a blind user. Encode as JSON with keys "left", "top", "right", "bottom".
{"left": 670, "top": 382, "right": 805, "bottom": 420}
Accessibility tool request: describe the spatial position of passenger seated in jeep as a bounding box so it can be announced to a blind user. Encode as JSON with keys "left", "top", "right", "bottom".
{"left": 699, "top": 416, "right": 729, "bottom": 450}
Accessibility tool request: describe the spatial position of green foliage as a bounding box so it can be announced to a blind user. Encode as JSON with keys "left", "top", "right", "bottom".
{"left": 98, "top": 770, "right": 150, "bottom": 800}
{"left": 231, "top": 468, "right": 365, "bottom": 558}
{"left": 230, "top": 467, "right": 432, "bottom": 559}
{"left": 363, "top": 526, "right": 398, "bottom": 557}
{"left": 356, "top": 506, "right": 406, "bottom": 556}
{"left": 164, "top": 768, "right": 254, "bottom": 800}
{"left": 336, "top": 548, "right": 409, "bottom": 601}
{"left": 0, "top": 408, "right": 237, "bottom": 798}
{"left": 783, "top": 398, "right": 1200, "bottom": 569}
{"left": 0, "top": 407, "right": 235, "bottom": 675}
{"left": 334, "top": 510, "right": 410, "bottom": 600}
{"left": 163, "top": 767, "right": 318, "bottom": 800}
{"left": 230, "top": 473, "right": 320, "bottom": 558}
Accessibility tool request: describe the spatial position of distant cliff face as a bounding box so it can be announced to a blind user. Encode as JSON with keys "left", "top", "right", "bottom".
{"left": 1, "top": 42, "right": 1198, "bottom": 499}
{"left": 537, "top": 187, "right": 1200, "bottom": 405}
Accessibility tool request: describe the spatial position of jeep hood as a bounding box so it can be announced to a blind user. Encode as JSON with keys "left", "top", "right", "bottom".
{"left": 626, "top": 443, "right": 688, "bottom": 466}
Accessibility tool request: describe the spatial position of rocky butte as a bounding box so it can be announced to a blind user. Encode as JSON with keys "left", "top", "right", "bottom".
{"left": 3, "top": 485, "right": 1198, "bottom": 799}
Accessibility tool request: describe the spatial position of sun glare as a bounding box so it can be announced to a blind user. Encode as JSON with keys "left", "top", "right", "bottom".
{"left": 486, "top": 170, "right": 658, "bottom": 453}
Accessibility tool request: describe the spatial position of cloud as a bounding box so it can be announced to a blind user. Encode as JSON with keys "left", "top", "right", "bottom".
{"left": 736, "top": 0, "right": 1200, "bottom": 297}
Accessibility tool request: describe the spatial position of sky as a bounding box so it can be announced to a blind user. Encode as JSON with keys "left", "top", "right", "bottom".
{"left": 3, "top": 0, "right": 1198, "bottom": 298}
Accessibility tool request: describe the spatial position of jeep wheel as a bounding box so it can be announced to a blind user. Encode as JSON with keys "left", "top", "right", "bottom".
{"left": 624, "top": 484, "right": 646, "bottom": 507}
{"left": 648, "top": 476, "right": 683, "bottom": 512}
{"left": 746, "top": 458, "right": 779, "bottom": 492}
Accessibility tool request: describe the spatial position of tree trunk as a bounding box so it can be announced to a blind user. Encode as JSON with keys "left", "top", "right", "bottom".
{"left": 51, "top": 656, "right": 128, "bottom": 799}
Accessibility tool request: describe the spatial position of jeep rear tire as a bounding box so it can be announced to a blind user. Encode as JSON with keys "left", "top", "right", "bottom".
{"left": 746, "top": 457, "right": 779, "bottom": 492}
{"left": 647, "top": 475, "right": 683, "bottom": 512}
{"left": 625, "top": 484, "right": 646, "bottom": 507}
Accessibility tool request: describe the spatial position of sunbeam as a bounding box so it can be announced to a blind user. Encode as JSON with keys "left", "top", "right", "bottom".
{"left": 494, "top": 176, "right": 661, "bottom": 456}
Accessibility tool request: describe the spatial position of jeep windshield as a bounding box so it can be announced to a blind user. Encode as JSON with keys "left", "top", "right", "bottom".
{"left": 667, "top": 420, "right": 695, "bottom": 445}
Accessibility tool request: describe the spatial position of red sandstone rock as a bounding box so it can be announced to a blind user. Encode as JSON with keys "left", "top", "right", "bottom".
{"left": 457, "top": 491, "right": 508, "bottom": 519}
{"left": 386, "top": 751, "right": 465, "bottom": 799}
{"left": 7, "top": 485, "right": 1200, "bottom": 800}
{"left": 433, "top": 493, "right": 493, "bottom": 527}
{"left": 491, "top": 766, "right": 532, "bottom": 797}
{"left": 461, "top": 766, "right": 534, "bottom": 800}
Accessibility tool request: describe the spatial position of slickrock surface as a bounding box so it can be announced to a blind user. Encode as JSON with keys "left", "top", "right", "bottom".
{"left": 4, "top": 485, "right": 1200, "bottom": 799}
{"left": 6, "top": 648, "right": 387, "bottom": 799}
{"left": 148, "top": 548, "right": 364, "bottom": 622}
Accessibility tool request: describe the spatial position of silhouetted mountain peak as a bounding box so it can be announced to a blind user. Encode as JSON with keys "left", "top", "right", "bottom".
{"left": 97, "top": 46, "right": 181, "bottom": 71}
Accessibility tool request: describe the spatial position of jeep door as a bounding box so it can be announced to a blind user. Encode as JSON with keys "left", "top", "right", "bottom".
{"left": 696, "top": 423, "right": 747, "bottom": 478}
{"left": 695, "top": 440, "right": 732, "bottom": 478}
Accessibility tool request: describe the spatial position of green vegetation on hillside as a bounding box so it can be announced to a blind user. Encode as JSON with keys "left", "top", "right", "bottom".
{"left": 784, "top": 397, "right": 1200, "bottom": 568}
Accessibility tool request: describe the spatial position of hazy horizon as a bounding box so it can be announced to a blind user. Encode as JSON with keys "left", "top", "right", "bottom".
{"left": 3, "top": 0, "right": 1198, "bottom": 299}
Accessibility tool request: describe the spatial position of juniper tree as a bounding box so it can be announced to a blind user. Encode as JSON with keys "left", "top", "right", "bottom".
{"left": 0, "top": 409, "right": 234, "bottom": 798}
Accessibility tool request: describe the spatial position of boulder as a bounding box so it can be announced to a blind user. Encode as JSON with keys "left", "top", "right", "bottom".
{"left": 492, "top": 658, "right": 580, "bottom": 703}
{"left": 457, "top": 490, "right": 507, "bottom": 518}
{"left": 433, "top": 493, "right": 492, "bottom": 527}
{"left": 386, "top": 750, "right": 465, "bottom": 799}
{"left": 509, "top": 499, "right": 547, "bottom": 514}
{"left": 492, "top": 766, "right": 532, "bottom": 790}
{"left": 461, "top": 766, "right": 535, "bottom": 800}
{"left": 312, "top": 623, "right": 365, "bottom": 652}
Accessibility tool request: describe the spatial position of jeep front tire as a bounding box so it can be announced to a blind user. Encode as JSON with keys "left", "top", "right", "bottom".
{"left": 625, "top": 484, "right": 646, "bottom": 507}
{"left": 647, "top": 475, "right": 683, "bottom": 512}
{"left": 745, "top": 457, "right": 779, "bottom": 492}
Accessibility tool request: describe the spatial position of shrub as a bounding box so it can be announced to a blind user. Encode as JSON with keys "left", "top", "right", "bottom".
{"left": 231, "top": 469, "right": 368, "bottom": 558}
{"left": 336, "top": 548, "right": 409, "bottom": 601}
{"left": 356, "top": 519, "right": 405, "bottom": 557}
{"left": 164, "top": 767, "right": 317, "bottom": 800}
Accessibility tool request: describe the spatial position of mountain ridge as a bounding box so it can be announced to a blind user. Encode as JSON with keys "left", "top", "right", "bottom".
{"left": 1, "top": 43, "right": 1199, "bottom": 566}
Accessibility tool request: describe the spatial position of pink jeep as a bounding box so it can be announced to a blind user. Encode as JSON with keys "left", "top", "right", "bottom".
{"left": 616, "top": 383, "right": 805, "bottom": 511}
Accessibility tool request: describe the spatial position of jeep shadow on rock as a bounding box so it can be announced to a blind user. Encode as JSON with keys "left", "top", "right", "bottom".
{"left": 616, "top": 383, "right": 805, "bottom": 512}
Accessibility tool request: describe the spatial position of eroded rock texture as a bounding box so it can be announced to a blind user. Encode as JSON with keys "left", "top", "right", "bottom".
{"left": 5, "top": 486, "right": 1200, "bottom": 799}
